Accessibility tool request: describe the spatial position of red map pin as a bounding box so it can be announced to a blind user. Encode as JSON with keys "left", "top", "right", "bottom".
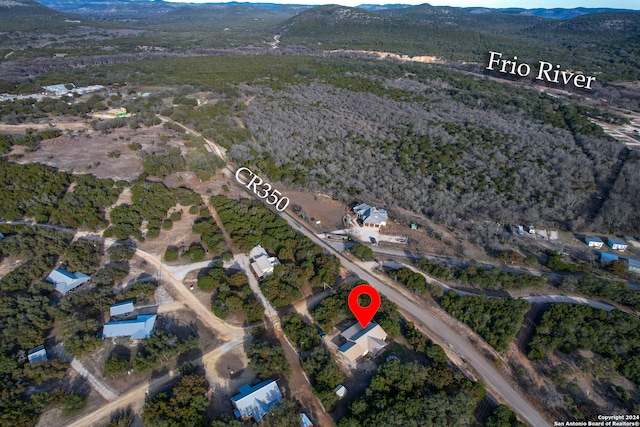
{"left": 348, "top": 284, "right": 381, "bottom": 328}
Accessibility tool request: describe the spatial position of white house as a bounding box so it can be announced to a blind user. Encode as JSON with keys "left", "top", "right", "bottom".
{"left": 249, "top": 245, "right": 280, "bottom": 279}
{"left": 338, "top": 322, "right": 388, "bottom": 366}
{"left": 333, "top": 385, "right": 347, "bottom": 398}
{"left": 584, "top": 236, "right": 604, "bottom": 248}
{"left": 231, "top": 380, "right": 283, "bottom": 422}
{"left": 628, "top": 258, "right": 640, "bottom": 275}
{"left": 353, "top": 203, "right": 388, "bottom": 228}
{"left": 607, "top": 237, "right": 628, "bottom": 251}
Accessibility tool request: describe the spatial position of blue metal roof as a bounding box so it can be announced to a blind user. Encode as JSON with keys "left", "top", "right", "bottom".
{"left": 110, "top": 301, "right": 134, "bottom": 317}
{"left": 103, "top": 315, "right": 156, "bottom": 339}
{"left": 301, "top": 413, "right": 313, "bottom": 427}
{"left": 600, "top": 252, "right": 619, "bottom": 262}
{"left": 231, "top": 380, "right": 282, "bottom": 422}
{"left": 46, "top": 269, "right": 90, "bottom": 294}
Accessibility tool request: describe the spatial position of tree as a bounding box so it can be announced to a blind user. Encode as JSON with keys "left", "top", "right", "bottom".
{"left": 105, "top": 357, "right": 129, "bottom": 377}
{"left": 486, "top": 405, "right": 526, "bottom": 427}
{"left": 107, "top": 244, "right": 135, "bottom": 263}
{"left": 248, "top": 340, "right": 290, "bottom": 380}
{"left": 142, "top": 374, "right": 208, "bottom": 427}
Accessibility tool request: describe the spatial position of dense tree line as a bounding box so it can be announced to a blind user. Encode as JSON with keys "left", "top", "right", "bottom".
{"left": 50, "top": 174, "right": 122, "bottom": 231}
{"left": 302, "top": 347, "right": 345, "bottom": 411}
{"left": 440, "top": 292, "right": 530, "bottom": 351}
{"left": 486, "top": 405, "right": 526, "bottom": 427}
{"left": 567, "top": 275, "right": 640, "bottom": 311}
{"left": 349, "top": 242, "right": 373, "bottom": 260}
{"left": 417, "top": 258, "right": 546, "bottom": 290}
{"left": 132, "top": 331, "right": 198, "bottom": 373}
{"left": 0, "top": 158, "right": 122, "bottom": 230}
{"left": 389, "top": 267, "right": 443, "bottom": 296}
{"left": 212, "top": 197, "right": 340, "bottom": 307}
{"left": 199, "top": 262, "right": 263, "bottom": 323}
{"left": 192, "top": 213, "right": 226, "bottom": 257}
{"left": 528, "top": 304, "right": 640, "bottom": 384}
{"left": 595, "top": 151, "right": 640, "bottom": 234}
{"left": 401, "top": 322, "right": 448, "bottom": 364}
{"left": 337, "top": 359, "right": 484, "bottom": 426}
{"left": 142, "top": 374, "right": 208, "bottom": 427}
{"left": 247, "top": 337, "right": 290, "bottom": 380}
{"left": 105, "top": 181, "right": 177, "bottom": 240}
{"left": 282, "top": 313, "right": 320, "bottom": 351}
{"left": 0, "top": 129, "right": 61, "bottom": 153}
{"left": 239, "top": 77, "right": 621, "bottom": 230}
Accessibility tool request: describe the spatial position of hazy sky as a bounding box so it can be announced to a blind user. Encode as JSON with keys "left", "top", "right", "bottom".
{"left": 166, "top": 0, "right": 639, "bottom": 9}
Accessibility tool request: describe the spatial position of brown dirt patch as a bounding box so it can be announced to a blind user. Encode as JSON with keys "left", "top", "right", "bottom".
{"left": 10, "top": 123, "right": 181, "bottom": 181}
{"left": 285, "top": 191, "right": 347, "bottom": 232}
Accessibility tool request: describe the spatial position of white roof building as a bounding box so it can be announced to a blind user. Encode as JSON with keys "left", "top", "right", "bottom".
{"left": 231, "top": 379, "right": 283, "bottom": 422}
{"left": 46, "top": 268, "right": 90, "bottom": 294}
{"left": 27, "top": 345, "right": 47, "bottom": 363}
{"left": 585, "top": 236, "right": 604, "bottom": 248}
{"left": 249, "top": 245, "right": 280, "bottom": 279}
{"left": 353, "top": 203, "right": 388, "bottom": 228}
{"left": 102, "top": 315, "right": 156, "bottom": 339}
{"left": 109, "top": 301, "right": 134, "bottom": 317}
{"left": 338, "top": 322, "right": 388, "bottom": 366}
{"left": 608, "top": 237, "right": 628, "bottom": 251}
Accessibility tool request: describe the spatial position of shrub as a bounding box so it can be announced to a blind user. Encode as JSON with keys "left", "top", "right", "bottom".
{"left": 164, "top": 247, "right": 179, "bottom": 262}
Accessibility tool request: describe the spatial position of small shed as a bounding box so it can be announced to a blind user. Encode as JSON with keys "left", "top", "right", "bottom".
{"left": 27, "top": 345, "right": 47, "bottom": 363}
{"left": 607, "top": 238, "right": 628, "bottom": 251}
{"left": 333, "top": 385, "right": 347, "bottom": 398}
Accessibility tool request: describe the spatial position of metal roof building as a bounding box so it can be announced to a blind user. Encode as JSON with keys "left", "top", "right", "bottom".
{"left": 46, "top": 268, "right": 90, "bottom": 294}
{"left": 608, "top": 237, "right": 628, "bottom": 251}
{"left": 109, "top": 301, "right": 134, "bottom": 317}
{"left": 231, "top": 379, "right": 283, "bottom": 422}
{"left": 27, "top": 345, "right": 47, "bottom": 363}
{"left": 103, "top": 314, "right": 156, "bottom": 339}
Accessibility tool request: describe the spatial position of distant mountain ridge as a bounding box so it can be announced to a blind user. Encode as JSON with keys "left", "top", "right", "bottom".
{"left": 32, "top": 0, "right": 639, "bottom": 20}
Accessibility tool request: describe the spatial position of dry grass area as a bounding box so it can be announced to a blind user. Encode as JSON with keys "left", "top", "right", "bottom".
{"left": 10, "top": 123, "right": 181, "bottom": 181}
{"left": 285, "top": 190, "right": 347, "bottom": 232}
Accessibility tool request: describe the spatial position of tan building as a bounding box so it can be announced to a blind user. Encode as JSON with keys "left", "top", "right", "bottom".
{"left": 338, "top": 322, "right": 388, "bottom": 366}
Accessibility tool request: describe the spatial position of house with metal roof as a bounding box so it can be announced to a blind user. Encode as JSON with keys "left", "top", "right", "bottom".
{"left": 109, "top": 301, "right": 134, "bottom": 318}
{"left": 46, "top": 268, "right": 90, "bottom": 294}
{"left": 628, "top": 258, "right": 640, "bottom": 274}
{"left": 607, "top": 237, "right": 628, "bottom": 251}
{"left": 300, "top": 413, "right": 314, "bottom": 427}
{"left": 102, "top": 314, "right": 156, "bottom": 339}
{"left": 249, "top": 245, "right": 280, "bottom": 279}
{"left": 338, "top": 322, "right": 388, "bottom": 366}
{"left": 584, "top": 236, "right": 604, "bottom": 248}
{"left": 600, "top": 252, "right": 619, "bottom": 262}
{"left": 231, "top": 379, "right": 283, "bottom": 422}
{"left": 27, "top": 345, "right": 47, "bottom": 363}
{"left": 353, "top": 203, "right": 388, "bottom": 228}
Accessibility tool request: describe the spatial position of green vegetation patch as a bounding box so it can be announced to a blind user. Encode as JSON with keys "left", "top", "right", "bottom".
{"left": 418, "top": 258, "right": 546, "bottom": 290}
{"left": 528, "top": 304, "right": 640, "bottom": 384}
{"left": 440, "top": 292, "right": 530, "bottom": 351}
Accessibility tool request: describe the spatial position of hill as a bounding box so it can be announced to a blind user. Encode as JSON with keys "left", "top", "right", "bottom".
{"left": 278, "top": 5, "right": 640, "bottom": 81}
{"left": 0, "top": 0, "right": 80, "bottom": 31}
